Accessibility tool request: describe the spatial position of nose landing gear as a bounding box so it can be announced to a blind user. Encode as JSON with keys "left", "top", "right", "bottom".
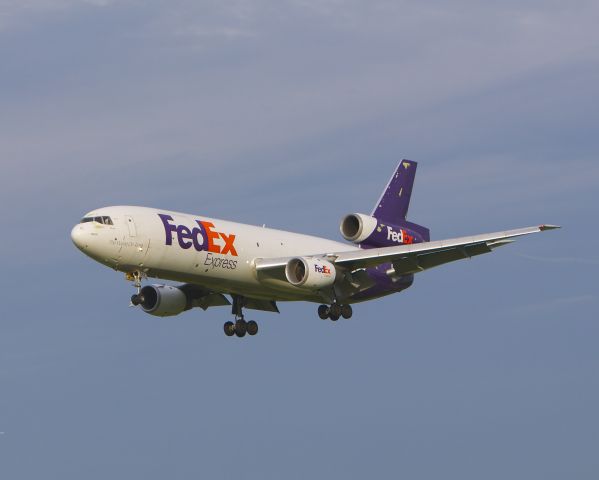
{"left": 127, "top": 271, "right": 146, "bottom": 307}
{"left": 318, "top": 303, "right": 352, "bottom": 321}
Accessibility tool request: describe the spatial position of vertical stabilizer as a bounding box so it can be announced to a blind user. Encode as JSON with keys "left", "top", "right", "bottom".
{"left": 371, "top": 160, "right": 417, "bottom": 223}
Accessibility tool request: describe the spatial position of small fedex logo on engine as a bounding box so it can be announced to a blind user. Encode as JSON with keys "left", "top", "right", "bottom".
{"left": 159, "top": 214, "right": 238, "bottom": 256}
{"left": 314, "top": 264, "right": 332, "bottom": 275}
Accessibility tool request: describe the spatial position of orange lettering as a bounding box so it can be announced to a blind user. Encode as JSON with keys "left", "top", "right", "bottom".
{"left": 200, "top": 221, "right": 221, "bottom": 254}
{"left": 220, "top": 233, "right": 238, "bottom": 256}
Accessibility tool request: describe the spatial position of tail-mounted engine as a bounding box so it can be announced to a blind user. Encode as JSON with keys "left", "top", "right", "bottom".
{"left": 285, "top": 257, "right": 337, "bottom": 290}
{"left": 340, "top": 213, "right": 430, "bottom": 247}
{"left": 340, "top": 213, "right": 378, "bottom": 243}
{"left": 134, "top": 284, "right": 189, "bottom": 317}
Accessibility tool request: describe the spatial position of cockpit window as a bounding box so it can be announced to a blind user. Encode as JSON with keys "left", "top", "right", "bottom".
{"left": 80, "top": 216, "right": 113, "bottom": 225}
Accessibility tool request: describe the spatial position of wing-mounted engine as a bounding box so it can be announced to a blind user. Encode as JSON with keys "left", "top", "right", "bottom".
{"left": 136, "top": 284, "right": 189, "bottom": 317}
{"left": 285, "top": 257, "right": 337, "bottom": 290}
{"left": 132, "top": 284, "right": 232, "bottom": 317}
{"left": 340, "top": 213, "right": 429, "bottom": 247}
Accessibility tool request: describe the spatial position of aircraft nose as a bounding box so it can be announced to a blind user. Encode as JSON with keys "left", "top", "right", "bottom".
{"left": 71, "top": 224, "right": 87, "bottom": 250}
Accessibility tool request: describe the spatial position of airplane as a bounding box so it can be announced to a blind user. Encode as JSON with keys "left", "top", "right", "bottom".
{"left": 71, "top": 160, "right": 558, "bottom": 338}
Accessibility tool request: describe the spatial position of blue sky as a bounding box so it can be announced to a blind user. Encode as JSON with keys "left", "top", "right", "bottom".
{"left": 1, "top": 1, "right": 598, "bottom": 478}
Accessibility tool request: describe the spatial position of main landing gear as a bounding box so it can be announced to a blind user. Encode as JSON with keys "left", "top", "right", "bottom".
{"left": 318, "top": 303, "right": 352, "bottom": 321}
{"left": 224, "top": 296, "right": 259, "bottom": 338}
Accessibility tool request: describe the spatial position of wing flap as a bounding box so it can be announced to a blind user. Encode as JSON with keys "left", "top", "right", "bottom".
{"left": 390, "top": 242, "right": 493, "bottom": 275}
{"left": 179, "top": 284, "right": 231, "bottom": 310}
{"left": 243, "top": 298, "right": 280, "bottom": 313}
{"left": 193, "top": 293, "right": 231, "bottom": 310}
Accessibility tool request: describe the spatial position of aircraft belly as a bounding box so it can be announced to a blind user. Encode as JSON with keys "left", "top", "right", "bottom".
{"left": 139, "top": 266, "right": 315, "bottom": 302}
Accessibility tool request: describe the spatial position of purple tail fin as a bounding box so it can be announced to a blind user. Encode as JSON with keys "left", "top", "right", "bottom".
{"left": 371, "top": 160, "right": 430, "bottom": 242}
{"left": 371, "top": 160, "right": 418, "bottom": 222}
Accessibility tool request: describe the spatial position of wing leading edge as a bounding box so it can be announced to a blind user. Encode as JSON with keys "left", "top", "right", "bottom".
{"left": 254, "top": 225, "right": 560, "bottom": 276}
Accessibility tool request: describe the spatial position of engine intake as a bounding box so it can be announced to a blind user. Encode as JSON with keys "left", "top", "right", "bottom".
{"left": 340, "top": 213, "right": 378, "bottom": 243}
{"left": 138, "top": 284, "right": 188, "bottom": 317}
{"left": 285, "top": 257, "right": 336, "bottom": 290}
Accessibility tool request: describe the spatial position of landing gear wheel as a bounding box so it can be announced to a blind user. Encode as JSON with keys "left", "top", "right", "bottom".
{"left": 235, "top": 320, "right": 247, "bottom": 337}
{"left": 246, "top": 320, "right": 259, "bottom": 336}
{"left": 341, "top": 304, "right": 353, "bottom": 319}
{"left": 318, "top": 305, "right": 330, "bottom": 320}
{"left": 329, "top": 304, "right": 341, "bottom": 321}
{"left": 228, "top": 296, "right": 260, "bottom": 337}
{"left": 224, "top": 321, "right": 235, "bottom": 336}
{"left": 131, "top": 294, "right": 141, "bottom": 306}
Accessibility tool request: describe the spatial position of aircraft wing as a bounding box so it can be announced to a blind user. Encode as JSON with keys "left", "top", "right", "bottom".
{"left": 178, "top": 284, "right": 279, "bottom": 313}
{"left": 255, "top": 225, "right": 559, "bottom": 276}
{"left": 178, "top": 284, "right": 231, "bottom": 310}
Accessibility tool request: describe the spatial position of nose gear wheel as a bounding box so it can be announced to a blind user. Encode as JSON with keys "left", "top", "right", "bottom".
{"left": 128, "top": 270, "right": 147, "bottom": 307}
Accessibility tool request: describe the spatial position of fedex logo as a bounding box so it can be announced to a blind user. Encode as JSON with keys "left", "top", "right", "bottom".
{"left": 386, "top": 226, "right": 414, "bottom": 245}
{"left": 159, "top": 214, "right": 238, "bottom": 256}
{"left": 314, "top": 264, "right": 332, "bottom": 275}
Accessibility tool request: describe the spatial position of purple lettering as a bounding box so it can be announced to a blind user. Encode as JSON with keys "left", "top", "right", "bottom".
{"left": 177, "top": 225, "right": 193, "bottom": 249}
{"left": 158, "top": 213, "right": 237, "bottom": 257}
{"left": 192, "top": 225, "right": 207, "bottom": 251}
{"left": 159, "top": 214, "right": 177, "bottom": 246}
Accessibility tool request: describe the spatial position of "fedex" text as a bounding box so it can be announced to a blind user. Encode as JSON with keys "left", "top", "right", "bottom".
{"left": 386, "top": 226, "right": 414, "bottom": 245}
{"left": 159, "top": 214, "right": 238, "bottom": 256}
{"left": 314, "top": 264, "right": 332, "bottom": 275}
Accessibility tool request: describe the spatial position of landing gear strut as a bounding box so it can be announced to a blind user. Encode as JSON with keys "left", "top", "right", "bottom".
{"left": 224, "top": 296, "right": 259, "bottom": 338}
{"left": 318, "top": 303, "right": 352, "bottom": 321}
{"left": 127, "top": 271, "right": 146, "bottom": 306}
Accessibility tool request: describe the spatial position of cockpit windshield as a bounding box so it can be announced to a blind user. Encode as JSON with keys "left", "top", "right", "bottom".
{"left": 81, "top": 216, "right": 113, "bottom": 225}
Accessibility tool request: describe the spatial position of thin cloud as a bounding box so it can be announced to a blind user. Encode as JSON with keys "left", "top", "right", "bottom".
{"left": 507, "top": 294, "right": 597, "bottom": 316}
{"left": 514, "top": 253, "right": 599, "bottom": 266}
{"left": 0, "top": 0, "right": 116, "bottom": 30}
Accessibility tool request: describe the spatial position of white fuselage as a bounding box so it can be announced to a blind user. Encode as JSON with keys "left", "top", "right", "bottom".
{"left": 71, "top": 205, "right": 356, "bottom": 302}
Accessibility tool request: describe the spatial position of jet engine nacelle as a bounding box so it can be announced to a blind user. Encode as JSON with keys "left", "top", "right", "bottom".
{"left": 340, "top": 213, "right": 429, "bottom": 247}
{"left": 285, "top": 257, "right": 337, "bottom": 290}
{"left": 340, "top": 213, "right": 378, "bottom": 243}
{"left": 138, "top": 284, "right": 189, "bottom": 317}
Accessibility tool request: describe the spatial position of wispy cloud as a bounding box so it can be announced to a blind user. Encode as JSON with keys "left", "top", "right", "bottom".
{"left": 514, "top": 253, "right": 599, "bottom": 266}
{"left": 507, "top": 294, "right": 597, "bottom": 316}
{"left": 1, "top": 0, "right": 598, "bottom": 237}
{"left": 0, "top": 0, "right": 115, "bottom": 30}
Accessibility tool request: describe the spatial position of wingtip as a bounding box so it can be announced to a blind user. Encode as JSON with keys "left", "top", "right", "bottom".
{"left": 539, "top": 224, "right": 561, "bottom": 231}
